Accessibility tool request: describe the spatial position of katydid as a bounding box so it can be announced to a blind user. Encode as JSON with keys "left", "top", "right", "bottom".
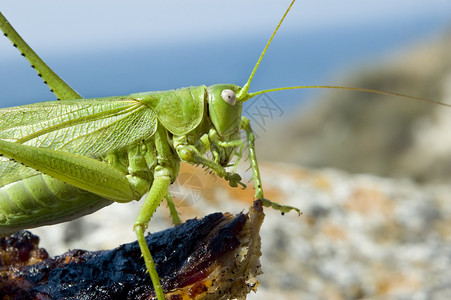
{"left": 1, "top": 1, "right": 450, "bottom": 299}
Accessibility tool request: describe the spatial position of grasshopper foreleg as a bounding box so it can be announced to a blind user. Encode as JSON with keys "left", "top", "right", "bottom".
{"left": 176, "top": 143, "right": 245, "bottom": 188}
{"left": 208, "top": 129, "right": 245, "bottom": 172}
{"left": 241, "top": 117, "right": 301, "bottom": 215}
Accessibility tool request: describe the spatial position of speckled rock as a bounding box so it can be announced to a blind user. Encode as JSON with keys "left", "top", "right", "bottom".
{"left": 250, "top": 163, "right": 451, "bottom": 299}
{"left": 28, "top": 162, "right": 451, "bottom": 299}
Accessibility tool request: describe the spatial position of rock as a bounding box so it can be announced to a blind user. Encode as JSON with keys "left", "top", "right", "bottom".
{"left": 24, "top": 162, "right": 451, "bottom": 299}
{"left": 249, "top": 163, "right": 451, "bottom": 299}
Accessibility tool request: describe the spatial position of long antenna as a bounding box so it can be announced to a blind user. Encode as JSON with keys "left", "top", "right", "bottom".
{"left": 247, "top": 85, "right": 451, "bottom": 108}
{"left": 236, "top": 0, "right": 296, "bottom": 101}
{"left": 235, "top": 0, "right": 451, "bottom": 109}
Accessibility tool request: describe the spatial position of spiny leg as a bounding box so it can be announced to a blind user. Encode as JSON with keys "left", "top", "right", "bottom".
{"left": 134, "top": 173, "right": 172, "bottom": 300}
{"left": 241, "top": 116, "right": 301, "bottom": 215}
{"left": 0, "top": 139, "right": 137, "bottom": 202}
{"left": 0, "top": 12, "right": 80, "bottom": 100}
{"left": 177, "top": 144, "right": 245, "bottom": 188}
{"left": 165, "top": 193, "right": 181, "bottom": 226}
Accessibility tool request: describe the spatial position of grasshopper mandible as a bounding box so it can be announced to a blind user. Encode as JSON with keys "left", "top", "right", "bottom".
{"left": 1, "top": 1, "right": 448, "bottom": 299}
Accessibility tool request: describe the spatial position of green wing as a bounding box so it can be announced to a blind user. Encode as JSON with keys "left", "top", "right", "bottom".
{"left": 0, "top": 96, "right": 158, "bottom": 187}
{"left": 131, "top": 86, "right": 205, "bottom": 136}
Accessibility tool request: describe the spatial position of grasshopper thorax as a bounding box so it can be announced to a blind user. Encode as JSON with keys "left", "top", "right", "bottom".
{"left": 207, "top": 84, "right": 243, "bottom": 137}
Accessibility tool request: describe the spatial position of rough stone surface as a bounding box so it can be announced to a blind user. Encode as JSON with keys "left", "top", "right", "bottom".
{"left": 29, "top": 162, "right": 451, "bottom": 299}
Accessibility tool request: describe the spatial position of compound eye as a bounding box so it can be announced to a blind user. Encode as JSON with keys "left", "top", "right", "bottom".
{"left": 221, "top": 89, "right": 236, "bottom": 105}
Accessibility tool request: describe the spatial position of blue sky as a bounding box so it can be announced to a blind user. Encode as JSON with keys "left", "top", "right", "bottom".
{"left": 1, "top": 1, "right": 450, "bottom": 51}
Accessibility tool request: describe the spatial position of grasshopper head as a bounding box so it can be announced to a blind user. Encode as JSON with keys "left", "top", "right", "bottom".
{"left": 207, "top": 84, "right": 243, "bottom": 137}
{"left": 205, "top": 2, "right": 296, "bottom": 139}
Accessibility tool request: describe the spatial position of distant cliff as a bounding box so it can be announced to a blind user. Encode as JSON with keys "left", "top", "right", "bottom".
{"left": 259, "top": 31, "right": 451, "bottom": 183}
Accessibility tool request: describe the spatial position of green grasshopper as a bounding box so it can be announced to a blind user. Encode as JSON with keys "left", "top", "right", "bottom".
{"left": 0, "top": 1, "right": 448, "bottom": 299}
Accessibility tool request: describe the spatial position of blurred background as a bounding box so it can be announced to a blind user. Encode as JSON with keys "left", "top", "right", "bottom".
{"left": 2, "top": 1, "right": 451, "bottom": 299}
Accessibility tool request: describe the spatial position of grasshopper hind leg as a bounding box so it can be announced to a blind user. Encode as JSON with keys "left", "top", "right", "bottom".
{"left": 133, "top": 172, "right": 172, "bottom": 300}
{"left": 241, "top": 116, "right": 301, "bottom": 216}
{"left": 165, "top": 192, "right": 181, "bottom": 226}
